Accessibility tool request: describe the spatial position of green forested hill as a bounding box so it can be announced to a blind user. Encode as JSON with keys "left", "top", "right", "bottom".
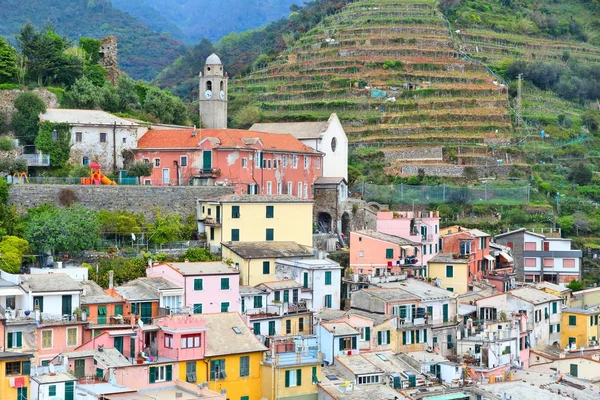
{"left": 0, "top": 0, "right": 187, "bottom": 80}
{"left": 111, "top": 0, "right": 301, "bottom": 44}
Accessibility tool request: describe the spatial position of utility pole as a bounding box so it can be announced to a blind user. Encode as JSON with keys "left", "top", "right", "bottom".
{"left": 516, "top": 73, "right": 523, "bottom": 126}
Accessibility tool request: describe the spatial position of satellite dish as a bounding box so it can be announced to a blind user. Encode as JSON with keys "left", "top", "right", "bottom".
{"left": 131, "top": 233, "right": 136, "bottom": 241}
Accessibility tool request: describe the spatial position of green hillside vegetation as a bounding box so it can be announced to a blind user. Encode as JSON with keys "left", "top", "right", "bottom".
{"left": 153, "top": 0, "right": 354, "bottom": 100}
{"left": 0, "top": 0, "right": 187, "bottom": 80}
{"left": 111, "top": 0, "right": 300, "bottom": 44}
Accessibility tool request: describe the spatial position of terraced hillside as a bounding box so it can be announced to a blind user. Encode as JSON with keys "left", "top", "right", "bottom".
{"left": 231, "top": 0, "right": 515, "bottom": 175}
{"left": 448, "top": 1, "right": 600, "bottom": 153}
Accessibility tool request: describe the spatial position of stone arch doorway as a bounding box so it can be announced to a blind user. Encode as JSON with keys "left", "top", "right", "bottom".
{"left": 341, "top": 212, "right": 351, "bottom": 238}
{"left": 317, "top": 212, "right": 333, "bottom": 233}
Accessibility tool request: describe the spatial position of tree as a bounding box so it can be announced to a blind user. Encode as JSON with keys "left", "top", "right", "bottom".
{"left": 25, "top": 204, "right": 100, "bottom": 254}
{"left": 566, "top": 279, "right": 584, "bottom": 292}
{"left": 181, "top": 247, "right": 217, "bottom": 262}
{"left": 99, "top": 84, "right": 120, "bottom": 112}
{"left": 232, "top": 105, "right": 261, "bottom": 128}
{"left": 582, "top": 111, "right": 599, "bottom": 133}
{"left": 0, "top": 236, "right": 29, "bottom": 274}
{"left": 151, "top": 211, "right": 187, "bottom": 245}
{"left": 116, "top": 76, "right": 139, "bottom": 111}
{"left": 0, "top": 37, "right": 17, "bottom": 83}
{"left": 126, "top": 161, "right": 153, "bottom": 184}
{"left": 16, "top": 23, "right": 83, "bottom": 86}
{"left": 65, "top": 76, "right": 101, "bottom": 109}
{"left": 35, "top": 122, "right": 72, "bottom": 167}
{"left": 12, "top": 92, "right": 46, "bottom": 145}
{"left": 569, "top": 164, "right": 593, "bottom": 186}
{"left": 143, "top": 87, "right": 189, "bottom": 125}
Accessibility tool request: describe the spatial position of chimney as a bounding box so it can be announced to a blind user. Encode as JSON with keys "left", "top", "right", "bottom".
{"left": 109, "top": 270, "right": 114, "bottom": 289}
{"left": 192, "top": 125, "right": 197, "bottom": 137}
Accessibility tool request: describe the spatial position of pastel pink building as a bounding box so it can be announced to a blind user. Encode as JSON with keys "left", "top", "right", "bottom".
{"left": 156, "top": 315, "right": 207, "bottom": 361}
{"left": 349, "top": 230, "right": 420, "bottom": 277}
{"left": 134, "top": 128, "right": 323, "bottom": 197}
{"left": 376, "top": 211, "right": 441, "bottom": 265}
{"left": 146, "top": 261, "right": 240, "bottom": 314}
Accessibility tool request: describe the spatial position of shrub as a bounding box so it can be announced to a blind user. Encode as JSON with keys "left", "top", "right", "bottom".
{"left": 180, "top": 247, "right": 217, "bottom": 262}
{"left": 0, "top": 250, "right": 21, "bottom": 273}
{"left": 0, "top": 136, "right": 15, "bottom": 151}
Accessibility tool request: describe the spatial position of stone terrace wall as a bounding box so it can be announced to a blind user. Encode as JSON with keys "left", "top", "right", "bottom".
{"left": 383, "top": 147, "right": 443, "bottom": 162}
{"left": 9, "top": 185, "right": 234, "bottom": 219}
{"left": 401, "top": 164, "right": 515, "bottom": 178}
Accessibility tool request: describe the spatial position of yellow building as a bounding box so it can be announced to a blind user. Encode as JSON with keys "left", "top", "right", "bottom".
{"left": 535, "top": 281, "right": 571, "bottom": 306}
{"left": 561, "top": 307, "right": 600, "bottom": 348}
{"left": 260, "top": 336, "right": 321, "bottom": 400}
{"left": 427, "top": 253, "right": 470, "bottom": 294}
{"left": 0, "top": 352, "right": 32, "bottom": 400}
{"left": 569, "top": 287, "right": 600, "bottom": 308}
{"left": 197, "top": 194, "right": 314, "bottom": 251}
{"left": 221, "top": 241, "right": 313, "bottom": 285}
{"left": 181, "top": 313, "right": 266, "bottom": 400}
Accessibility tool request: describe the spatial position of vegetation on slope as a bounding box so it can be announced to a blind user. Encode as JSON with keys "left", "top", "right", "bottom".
{"left": 0, "top": 0, "right": 187, "bottom": 80}
{"left": 111, "top": 0, "right": 301, "bottom": 44}
{"left": 153, "top": 0, "right": 354, "bottom": 100}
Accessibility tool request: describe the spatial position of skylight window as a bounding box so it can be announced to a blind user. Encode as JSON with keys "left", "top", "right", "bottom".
{"left": 376, "top": 353, "right": 388, "bottom": 361}
{"left": 232, "top": 327, "right": 242, "bottom": 334}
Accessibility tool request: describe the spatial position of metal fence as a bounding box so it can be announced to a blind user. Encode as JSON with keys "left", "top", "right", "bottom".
{"left": 353, "top": 183, "right": 531, "bottom": 205}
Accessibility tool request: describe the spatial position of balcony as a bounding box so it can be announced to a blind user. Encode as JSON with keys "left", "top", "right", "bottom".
{"left": 85, "top": 314, "right": 138, "bottom": 327}
{"left": 422, "top": 234, "right": 435, "bottom": 243}
{"left": 283, "top": 301, "right": 308, "bottom": 314}
{"left": 263, "top": 349, "right": 321, "bottom": 366}
{"left": 246, "top": 305, "right": 282, "bottom": 318}
{"left": 18, "top": 153, "right": 50, "bottom": 167}
{"left": 203, "top": 217, "right": 221, "bottom": 227}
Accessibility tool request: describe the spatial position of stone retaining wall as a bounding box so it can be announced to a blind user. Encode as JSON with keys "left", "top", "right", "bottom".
{"left": 401, "top": 164, "right": 515, "bottom": 178}
{"left": 9, "top": 184, "right": 234, "bottom": 219}
{"left": 383, "top": 147, "right": 443, "bottom": 162}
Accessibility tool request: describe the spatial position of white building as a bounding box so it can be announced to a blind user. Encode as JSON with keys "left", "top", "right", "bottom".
{"left": 251, "top": 113, "right": 348, "bottom": 181}
{"left": 20, "top": 274, "right": 83, "bottom": 319}
{"left": 316, "top": 321, "right": 360, "bottom": 364}
{"left": 457, "top": 318, "right": 522, "bottom": 373}
{"left": 40, "top": 109, "right": 145, "bottom": 172}
{"left": 30, "top": 370, "right": 77, "bottom": 400}
{"left": 476, "top": 287, "right": 562, "bottom": 348}
{"left": 275, "top": 257, "right": 343, "bottom": 312}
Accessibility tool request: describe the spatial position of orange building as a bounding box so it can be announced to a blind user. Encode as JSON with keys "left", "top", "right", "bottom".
{"left": 440, "top": 227, "right": 493, "bottom": 281}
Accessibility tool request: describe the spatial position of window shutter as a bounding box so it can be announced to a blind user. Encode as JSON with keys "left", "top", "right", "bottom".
{"left": 22, "top": 361, "right": 30, "bottom": 375}
{"left": 166, "top": 365, "right": 172, "bottom": 381}
{"left": 7, "top": 332, "right": 12, "bottom": 349}
{"left": 377, "top": 331, "right": 382, "bottom": 345}
{"left": 312, "top": 366, "right": 318, "bottom": 384}
{"left": 423, "top": 329, "right": 428, "bottom": 343}
{"left": 325, "top": 271, "right": 332, "bottom": 285}
{"left": 149, "top": 366, "right": 156, "bottom": 383}
{"left": 365, "top": 327, "right": 371, "bottom": 341}
{"left": 296, "top": 369, "right": 302, "bottom": 386}
{"left": 285, "top": 370, "right": 290, "bottom": 387}
{"left": 402, "top": 331, "right": 407, "bottom": 345}
{"left": 17, "top": 332, "right": 22, "bottom": 347}
{"left": 339, "top": 337, "right": 344, "bottom": 349}
{"left": 352, "top": 336, "right": 357, "bottom": 349}
{"left": 557, "top": 324, "right": 560, "bottom": 332}
{"left": 386, "top": 330, "right": 391, "bottom": 344}
{"left": 411, "top": 330, "right": 415, "bottom": 344}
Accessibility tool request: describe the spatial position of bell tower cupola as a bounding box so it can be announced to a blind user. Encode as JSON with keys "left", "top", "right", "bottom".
{"left": 199, "top": 53, "right": 228, "bottom": 129}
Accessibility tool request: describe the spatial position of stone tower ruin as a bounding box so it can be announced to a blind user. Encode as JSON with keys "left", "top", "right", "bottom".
{"left": 99, "top": 36, "right": 119, "bottom": 85}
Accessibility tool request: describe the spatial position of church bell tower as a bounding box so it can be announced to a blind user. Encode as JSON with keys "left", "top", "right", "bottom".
{"left": 199, "top": 53, "right": 228, "bottom": 129}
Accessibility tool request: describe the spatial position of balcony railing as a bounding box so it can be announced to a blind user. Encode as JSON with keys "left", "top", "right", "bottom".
{"left": 283, "top": 301, "right": 308, "bottom": 314}
{"left": 18, "top": 153, "right": 50, "bottom": 167}
{"left": 203, "top": 217, "right": 221, "bottom": 226}
{"left": 246, "top": 305, "right": 281, "bottom": 318}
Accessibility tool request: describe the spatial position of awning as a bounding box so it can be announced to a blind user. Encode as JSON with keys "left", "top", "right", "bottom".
{"left": 484, "top": 255, "right": 495, "bottom": 262}
{"left": 500, "top": 252, "right": 513, "bottom": 262}
{"left": 0, "top": 287, "right": 25, "bottom": 296}
{"left": 458, "top": 304, "right": 477, "bottom": 316}
{"left": 401, "top": 245, "right": 415, "bottom": 250}
{"left": 107, "top": 330, "right": 137, "bottom": 337}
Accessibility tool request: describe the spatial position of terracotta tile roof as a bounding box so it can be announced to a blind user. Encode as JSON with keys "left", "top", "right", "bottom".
{"left": 136, "top": 128, "right": 319, "bottom": 154}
